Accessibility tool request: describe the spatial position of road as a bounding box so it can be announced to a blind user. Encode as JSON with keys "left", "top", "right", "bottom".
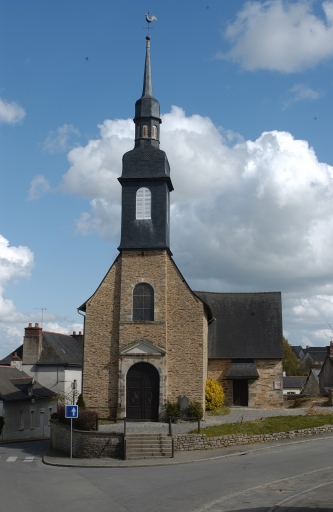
{"left": 1, "top": 436, "right": 333, "bottom": 511}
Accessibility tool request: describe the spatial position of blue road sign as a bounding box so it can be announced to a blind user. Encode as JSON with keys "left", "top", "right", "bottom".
{"left": 65, "top": 405, "right": 78, "bottom": 418}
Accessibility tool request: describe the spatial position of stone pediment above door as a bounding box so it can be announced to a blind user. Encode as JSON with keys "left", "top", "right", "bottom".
{"left": 120, "top": 340, "right": 166, "bottom": 357}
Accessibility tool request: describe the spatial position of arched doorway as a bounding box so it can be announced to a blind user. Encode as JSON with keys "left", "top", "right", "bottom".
{"left": 126, "top": 362, "right": 159, "bottom": 421}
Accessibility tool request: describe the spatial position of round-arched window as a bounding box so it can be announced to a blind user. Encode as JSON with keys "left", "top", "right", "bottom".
{"left": 133, "top": 283, "right": 154, "bottom": 321}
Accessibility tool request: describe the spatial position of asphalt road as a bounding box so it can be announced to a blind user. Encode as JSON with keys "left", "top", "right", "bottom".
{"left": 1, "top": 437, "right": 333, "bottom": 512}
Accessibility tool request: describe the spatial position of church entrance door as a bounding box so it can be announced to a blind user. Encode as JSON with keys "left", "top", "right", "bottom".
{"left": 233, "top": 380, "right": 248, "bottom": 406}
{"left": 126, "top": 363, "right": 159, "bottom": 421}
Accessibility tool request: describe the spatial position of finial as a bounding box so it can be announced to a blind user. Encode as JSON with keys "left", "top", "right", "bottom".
{"left": 144, "top": 12, "right": 157, "bottom": 36}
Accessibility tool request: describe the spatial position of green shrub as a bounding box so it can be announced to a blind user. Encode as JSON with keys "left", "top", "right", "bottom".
{"left": 165, "top": 401, "right": 180, "bottom": 419}
{"left": 50, "top": 412, "right": 58, "bottom": 420}
{"left": 76, "top": 394, "right": 86, "bottom": 409}
{"left": 188, "top": 401, "right": 204, "bottom": 419}
{"left": 57, "top": 405, "right": 98, "bottom": 431}
{"left": 205, "top": 378, "right": 225, "bottom": 411}
{"left": 0, "top": 416, "right": 4, "bottom": 434}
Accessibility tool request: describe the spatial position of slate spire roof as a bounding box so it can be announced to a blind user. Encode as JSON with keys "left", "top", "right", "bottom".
{"left": 142, "top": 35, "right": 153, "bottom": 97}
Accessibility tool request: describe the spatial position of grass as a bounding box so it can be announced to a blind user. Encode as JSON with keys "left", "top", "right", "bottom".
{"left": 98, "top": 419, "right": 116, "bottom": 425}
{"left": 189, "top": 414, "right": 333, "bottom": 437}
{"left": 206, "top": 406, "right": 230, "bottom": 416}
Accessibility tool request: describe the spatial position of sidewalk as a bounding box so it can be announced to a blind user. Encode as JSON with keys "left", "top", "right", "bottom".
{"left": 43, "top": 432, "right": 333, "bottom": 468}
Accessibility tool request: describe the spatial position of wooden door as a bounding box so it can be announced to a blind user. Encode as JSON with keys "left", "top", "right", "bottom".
{"left": 126, "top": 363, "right": 159, "bottom": 421}
{"left": 233, "top": 380, "right": 248, "bottom": 406}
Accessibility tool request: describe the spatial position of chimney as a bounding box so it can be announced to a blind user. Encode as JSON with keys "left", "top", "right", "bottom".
{"left": 328, "top": 341, "right": 333, "bottom": 356}
{"left": 22, "top": 322, "right": 43, "bottom": 364}
{"left": 10, "top": 352, "right": 22, "bottom": 371}
{"left": 71, "top": 331, "right": 84, "bottom": 343}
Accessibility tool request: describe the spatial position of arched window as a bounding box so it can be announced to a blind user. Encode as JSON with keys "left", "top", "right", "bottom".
{"left": 151, "top": 125, "right": 157, "bottom": 139}
{"left": 133, "top": 283, "right": 154, "bottom": 321}
{"left": 136, "top": 187, "right": 151, "bottom": 219}
{"left": 142, "top": 125, "right": 149, "bottom": 138}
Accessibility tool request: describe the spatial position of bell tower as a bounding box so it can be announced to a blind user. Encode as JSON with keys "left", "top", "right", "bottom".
{"left": 118, "top": 35, "right": 173, "bottom": 253}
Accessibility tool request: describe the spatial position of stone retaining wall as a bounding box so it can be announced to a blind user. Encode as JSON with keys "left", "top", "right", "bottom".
{"left": 50, "top": 421, "right": 123, "bottom": 459}
{"left": 174, "top": 424, "right": 333, "bottom": 451}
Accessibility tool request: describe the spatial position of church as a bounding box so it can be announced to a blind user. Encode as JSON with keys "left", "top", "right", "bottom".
{"left": 79, "top": 35, "right": 283, "bottom": 420}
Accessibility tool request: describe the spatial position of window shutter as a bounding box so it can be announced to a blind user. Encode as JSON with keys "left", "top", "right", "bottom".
{"left": 136, "top": 188, "right": 151, "bottom": 220}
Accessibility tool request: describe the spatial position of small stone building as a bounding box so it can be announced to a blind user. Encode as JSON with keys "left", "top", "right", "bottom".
{"left": 79, "top": 35, "right": 283, "bottom": 420}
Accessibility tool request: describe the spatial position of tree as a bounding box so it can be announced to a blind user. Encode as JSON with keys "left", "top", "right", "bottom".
{"left": 282, "top": 337, "right": 306, "bottom": 376}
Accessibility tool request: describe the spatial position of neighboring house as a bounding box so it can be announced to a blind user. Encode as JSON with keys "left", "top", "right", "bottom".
{"left": 79, "top": 34, "right": 284, "bottom": 420}
{"left": 283, "top": 376, "right": 307, "bottom": 395}
{"left": 0, "top": 323, "right": 83, "bottom": 399}
{"left": 0, "top": 356, "right": 54, "bottom": 441}
{"left": 302, "top": 369, "right": 320, "bottom": 396}
{"left": 291, "top": 346, "right": 305, "bottom": 361}
{"left": 319, "top": 342, "right": 333, "bottom": 395}
{"left": 300, "top": 347, "right": 327, "bottom": 371}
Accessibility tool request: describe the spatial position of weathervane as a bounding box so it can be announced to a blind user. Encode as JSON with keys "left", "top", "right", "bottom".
{"left": 145, "top": 12, "right": 157, "bottom": 35}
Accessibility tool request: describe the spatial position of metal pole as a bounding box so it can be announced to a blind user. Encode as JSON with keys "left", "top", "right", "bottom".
{"left": 70, "top": 418, "right": 73, "bottom": 459}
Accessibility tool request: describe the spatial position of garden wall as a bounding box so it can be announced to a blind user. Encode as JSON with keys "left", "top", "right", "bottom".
{"left": 174, "top": 424, "right": 333, "bottom": 451}
{"left": 50, "top": 421, "right": 123, "bottom": 459}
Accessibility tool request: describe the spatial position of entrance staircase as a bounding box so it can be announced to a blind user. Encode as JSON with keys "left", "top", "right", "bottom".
{"left": 124, "top": 433, "right": 173, "bottom": 460}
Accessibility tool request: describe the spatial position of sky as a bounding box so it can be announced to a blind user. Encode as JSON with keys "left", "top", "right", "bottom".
{"left": 1, "top": 0, "right": 333, "bottom": 359}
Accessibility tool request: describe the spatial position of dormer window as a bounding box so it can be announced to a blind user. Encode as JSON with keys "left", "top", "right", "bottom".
{"left": 152, "top": 125, "right": 157, "bottom": 139}
{"left": 136, "top": 187, "right": 151, "bottom": 219}
{"left": 142, "top": 125, "right": 149, "bottom": 138}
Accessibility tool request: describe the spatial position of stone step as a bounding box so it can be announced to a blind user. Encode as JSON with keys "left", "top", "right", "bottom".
{"left": 125, "top": 434, "right": 173, "bottom": 459}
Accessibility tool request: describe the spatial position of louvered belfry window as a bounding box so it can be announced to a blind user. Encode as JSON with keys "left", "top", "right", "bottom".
{"left": 136, "top": 187, "right": 151, "bottom": 219}
{"left": 152, "top": 125, "right": 157, "bottom": 139}
{"left": 133, "top": 283, "right": 154, "bottom": 321}
{"left": 142, "top": 125, "right": 149, "bottom": 138}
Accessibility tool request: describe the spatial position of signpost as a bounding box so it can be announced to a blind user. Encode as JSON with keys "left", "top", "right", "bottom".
{"left": 65, "top": 405, "right": 78, "bottom": 459}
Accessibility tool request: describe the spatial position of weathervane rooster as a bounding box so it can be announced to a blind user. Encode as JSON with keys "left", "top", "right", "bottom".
{"left": 145, "top": 13, "right": 157, "bottom": 23}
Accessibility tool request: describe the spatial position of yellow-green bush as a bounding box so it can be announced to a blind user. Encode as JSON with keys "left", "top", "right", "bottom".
{"left": 205, "top": 379, "right": 225, "bottom": 410}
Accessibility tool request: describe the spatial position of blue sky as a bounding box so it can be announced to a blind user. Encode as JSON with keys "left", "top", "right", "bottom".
{"left": 1, "top": 0, "right": 333, "bottom": 358}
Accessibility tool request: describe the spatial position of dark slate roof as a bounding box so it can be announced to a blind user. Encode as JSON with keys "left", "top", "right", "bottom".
{"left": 37, "top": 332, "right": 83, "bottom": 366}
{"left": 0, "top": 345, "right": 23, "bottom": 366}
{"left": 291, "top": 346, "right": 304, "bottom": 359}
{"left": 194, "top": 291, "right": 283, "bottom": 359}
{"left": 0, "top": 366, "right": 54, "bottom": 402}
{"left": 303, "top": 347, "right": 327, "bottom": 363}
{"left": 226, "top": 360, "right": 259, "bottom": 379}
{"left": 283, "top": 376, "right": 307, "bottom": 389}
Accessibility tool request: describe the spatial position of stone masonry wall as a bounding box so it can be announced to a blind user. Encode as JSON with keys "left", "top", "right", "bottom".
{"left": 208, "top": 359, "right": 283, "bottom": 408}
{"left": 208, "top": 359, "right": 233, "bottom": 405}
{"left": 166, "top": 257, "right": 207, "bottom": 408}
{"left": 50, "top": 421, "right": 123, "bottom": 459}
{"left": 174, "top": 424, "right": 333, "bottom": 451}
{"left": 82, "top": 257, "right": 121, "bottom": 418}
{"left": 250, "top": 360, "right": 283, "bottom": 408}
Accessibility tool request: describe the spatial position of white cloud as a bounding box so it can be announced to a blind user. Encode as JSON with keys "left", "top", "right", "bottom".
{"left": 60, "top": 106, "right": 333, "bottom": 347}
{"left": 43, "top": 124, "right": 80, "bottom": 154}
{"left": 283, "top": 83, "right": 323, "bottom": 107}
{"left": 219, "top": 0, "right": 333, "bottom": 72}
{"left": 28, "top": 175, "right": 51, "bottom": 201}
{"left": 0, "top": 97, "right": 26, "bottom": 124}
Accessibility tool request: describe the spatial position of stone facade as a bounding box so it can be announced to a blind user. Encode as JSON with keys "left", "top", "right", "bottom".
{"left": 82, "top": 250, "right": 208, "bottom": 419}
{"left": 208, "top": 359, "right": 283, "bottom": 408}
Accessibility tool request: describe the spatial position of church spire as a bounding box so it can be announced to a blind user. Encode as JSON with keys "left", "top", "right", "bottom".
{"left": 142, "top": 36, "right": 153, "bottom": 98}
{"left": 134, "top": 35, "right": 161, "bottom": 149}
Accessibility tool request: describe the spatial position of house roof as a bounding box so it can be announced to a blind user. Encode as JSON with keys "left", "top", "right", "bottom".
{"left": 283, "top": 376, "right": 307, "bottom": 389}
{"left": 291, "top": 346, "right": 304, "bottom": 359}
{"left": 0, "top": 366, "right": 54, "bottom": 402}
{"left": 194, "top": 291, "right": 283, "bottom": 359}
{"left": 226, "top": 360, "right": 259, "bottom": 380}
{"left": 0, "top": 332, "right": 83, "bottom": 367}
{"left": 302, "top": 347, "right": 327, "bottom": 364}
{"left": 0, "top": 345, "right": 23, "bottom": 366}
{"left": 37, "top": 332, "right": 82, "bottom": 365}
